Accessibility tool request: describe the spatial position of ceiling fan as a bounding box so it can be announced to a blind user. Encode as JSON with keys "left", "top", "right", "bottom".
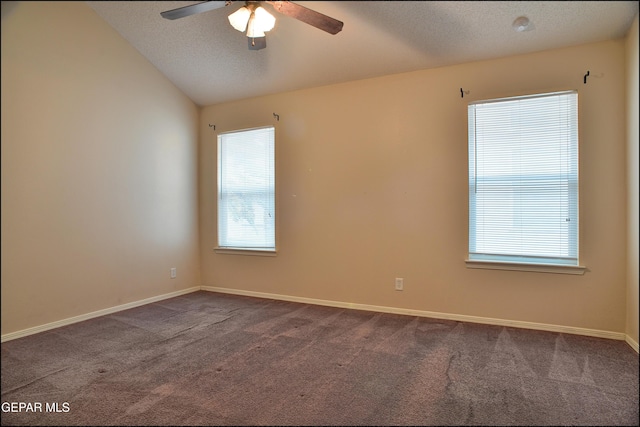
{"left": 160, "top": 1, "right": 344, "bottom": 50}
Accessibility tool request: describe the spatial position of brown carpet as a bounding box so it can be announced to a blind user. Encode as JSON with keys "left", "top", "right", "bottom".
{"left": 1, "top": 291, "right": 638, "bottom": 426}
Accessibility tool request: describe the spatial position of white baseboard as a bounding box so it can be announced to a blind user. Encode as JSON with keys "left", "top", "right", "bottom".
{"left": 626, "top": 335, "right": 640, "bottom": 353}
{"left": 0, "top": 287, "right": 201, "bottom": 343}
{"left": 3, "top": 285, "right": 636, "bottom": 355}
{"left": 201, "top": 286, "right": 630, "bottom": 344}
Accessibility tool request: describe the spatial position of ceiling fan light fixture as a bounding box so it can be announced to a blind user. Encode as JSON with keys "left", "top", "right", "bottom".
{"left": 246, "top": 6, "right": 275, "bottom": 37}
{"left": 246, "top": 18, "right": 265, "bottom": 38}
{"left": 229, "top": 5, "right": 275, "bottom": 37}
{"left": 253, "top": 6, "right": 275, "bottom": 32}
{"left": 228, "top": 6, "right": 251, "bottom": 32}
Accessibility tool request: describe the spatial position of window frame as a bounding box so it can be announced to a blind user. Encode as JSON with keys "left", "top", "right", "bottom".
{"left": 215, "top": 125, "right": 276, "bottom": 255}
{"left": 465, "top": 90, "right": 586, "bottom": 275}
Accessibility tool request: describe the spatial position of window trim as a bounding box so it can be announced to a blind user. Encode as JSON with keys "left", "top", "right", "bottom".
{"left": 214, "top": 247, "right": 277, "bottom": 256}
{"left": 465, "top": 258, "right": 586, "bottom": 275}
{"left": 216, "top": 125, "right": 276, "bottom": 254}
{"left": 466, "top": 90, "right": 585, "bottom": 274}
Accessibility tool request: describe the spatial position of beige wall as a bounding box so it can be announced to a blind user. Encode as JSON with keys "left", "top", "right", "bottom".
{"left": 1, "top": 2, "right": 201, "bottom": 335}
{"left": 626, "top": 13, "right": 639, "bottom": 347}
{"left": 200, "top": 40, "right": 628, "bottom": 334}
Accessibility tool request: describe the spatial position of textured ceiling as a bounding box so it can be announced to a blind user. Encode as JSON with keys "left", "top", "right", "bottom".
{"left": 87, "top": 1, "right": 639, "bottom": 107}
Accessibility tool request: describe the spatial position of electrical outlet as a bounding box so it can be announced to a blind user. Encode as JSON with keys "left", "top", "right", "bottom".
{"left": 395, "top": 278, "right": 403, "bottom": 291}
{"left": 170, "top": 268, "right": 176, "bottom": 279}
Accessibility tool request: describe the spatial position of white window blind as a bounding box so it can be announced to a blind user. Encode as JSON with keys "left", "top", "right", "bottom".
{"left": 468, "top": 91, "right": 579, "bottom": 266}
{"left": 218, "top": 126, "right": 275, "bottom": 250}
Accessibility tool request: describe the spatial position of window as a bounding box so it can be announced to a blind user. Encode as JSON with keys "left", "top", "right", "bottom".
{"left": 217, "top": 126, "right": 275, "bottom": 252}
{"left": 467, "top": 91, "right": 584, "bottom": 273}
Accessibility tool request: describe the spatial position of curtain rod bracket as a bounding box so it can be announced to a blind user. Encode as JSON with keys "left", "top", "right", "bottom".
{"left": 209, "top": 124, "right": 216, "bottom": 130}
{"left": 273, "top": 113, "right": 279, "bottom": 121}
{"left": 460, "top": 88, "right": 469, "bottom": 98}
{"left": 584, "top": 71, "right": 590, "bottom": 84}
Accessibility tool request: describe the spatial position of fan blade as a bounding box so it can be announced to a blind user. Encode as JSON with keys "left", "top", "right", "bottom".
{"left": 266, "top": 1, "right": 343, "bottom": 35}
{"left": 161, "top": 1, "right": 232, "bottom": 20}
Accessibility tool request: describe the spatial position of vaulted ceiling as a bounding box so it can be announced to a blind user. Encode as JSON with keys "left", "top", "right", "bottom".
{"left": 87, "top": 1, "right": 639, "bottom": 106}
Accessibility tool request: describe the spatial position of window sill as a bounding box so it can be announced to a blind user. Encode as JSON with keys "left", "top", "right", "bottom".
{"left": 465, "top": 259, "right": 586, "bottom": 275}
{"left": 214, "top": 248, "right": 277, "bottom": 257}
